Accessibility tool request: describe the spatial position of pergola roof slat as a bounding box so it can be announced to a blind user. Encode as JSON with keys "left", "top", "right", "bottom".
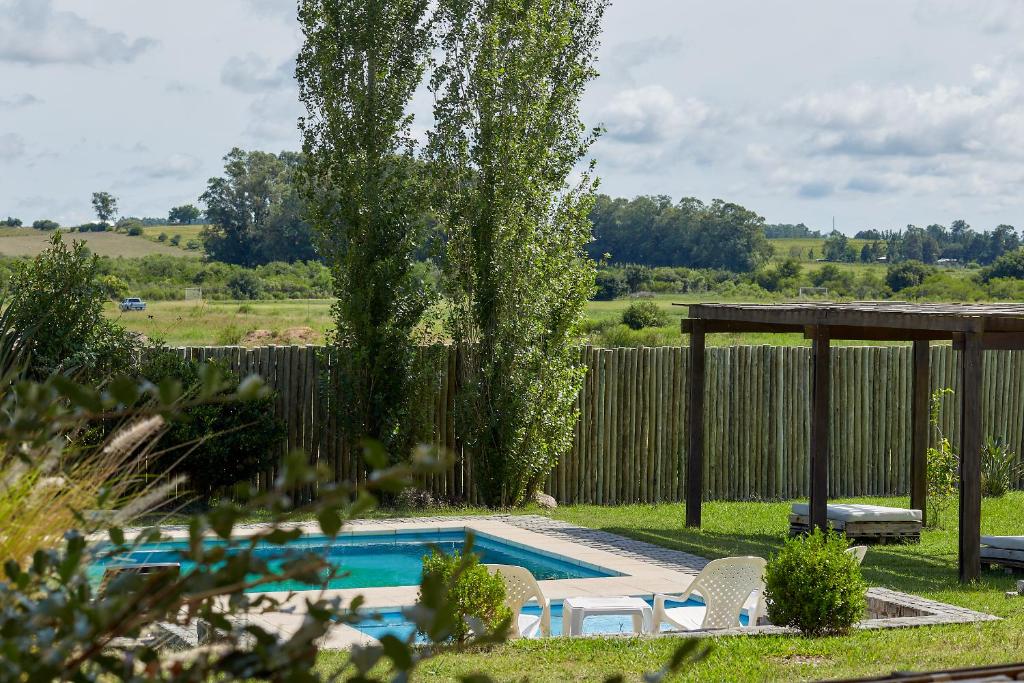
{"left": 685, "top": 302, "right": 1024, "bottom": 334}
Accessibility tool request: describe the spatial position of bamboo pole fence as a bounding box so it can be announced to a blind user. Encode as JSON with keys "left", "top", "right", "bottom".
{"left": 178, "top": 344, "right": 1024, "bottom": 504}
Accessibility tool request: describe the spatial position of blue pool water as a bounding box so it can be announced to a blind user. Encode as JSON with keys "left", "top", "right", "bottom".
{"left": 353, "top": 597, "right": 748, "bottom": 640}
{"left": 89, "top": 530, "right": 615, "bottom": 592}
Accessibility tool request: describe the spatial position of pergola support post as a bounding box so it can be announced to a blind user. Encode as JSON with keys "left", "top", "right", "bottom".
{"left": 911, "top": 341, "right": 930, "bottom": 524}
{"left": 959, "top": 333, "right": 983, "bottom": 583}
{"left": 809, "top": 326, "right": 831, "bottom": 533}
{"left": 685, "top": 321, "right": 705, "bottom": 528}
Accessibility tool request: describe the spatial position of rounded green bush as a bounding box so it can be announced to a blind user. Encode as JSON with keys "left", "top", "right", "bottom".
{"left": 621, "top": 300, "right": 668, "bottom": 330}
{"left": 764, "top": 528, "right": 867, "bottom": 636}
{"left": 419, "top": 550, "right": 512, "bottom": 644}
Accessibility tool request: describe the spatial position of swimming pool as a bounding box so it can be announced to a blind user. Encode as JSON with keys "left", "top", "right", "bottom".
{"left": 89, "top": 529, "right": 616, "bottom": 592}
{"left": 352, "top": 597, "right": 746, "bottom": 640}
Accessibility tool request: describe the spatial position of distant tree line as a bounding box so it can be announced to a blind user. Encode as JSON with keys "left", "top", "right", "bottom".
{"left": 588, "top": 194, "right": 773, "bottom": 272}
{"left": 763, "top": 222, "right": 821, "bottom": 239}
{"left": 819, "top": 221, "right": 1021, "bottom": 266}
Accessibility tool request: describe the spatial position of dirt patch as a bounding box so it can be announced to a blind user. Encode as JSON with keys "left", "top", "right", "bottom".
{"left": 240, "top": 329, "right": 275, "bottom": 345}
{"left": 239, "top": 327, "right": 320, "bottom": 346}
{"left": 280, "top": 326, "right": 319, "bottom": 344}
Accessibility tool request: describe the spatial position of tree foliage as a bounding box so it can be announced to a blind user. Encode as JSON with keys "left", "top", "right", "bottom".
{"left": 140, "top": 350, "right": 285, "bottom": 502}
{"left": 91, "top": 191, "right": 118, "bottom": 224}
{"left": 588, "top": 194, "right": 773, "bottom": 272}
{"left": 885, "top": 260, "right": 932, "bottom": 292}
{"left": 429, "top": 0, "right": 606, "bottom": 506}
{"left": 201, "top": 149, "right": 318, "bottom": 266}
{"left": 6, "top": 233, "right": 138, "bottom": 379}
{"left": 168, "top": 203, "right": 202, "bottom": 225}
{"left": 297, "top": 0, "right": 434, "bottom": 459}
{"left": 981, "top": 248, "right": 1024, "bottom": 281}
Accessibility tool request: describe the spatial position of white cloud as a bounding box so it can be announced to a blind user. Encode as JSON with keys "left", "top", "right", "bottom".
{"left": 915, "top": 0, "right": 1024, "bottom": 35}
{"left": 779, "top": 64, "right": 1024, "bottom": 159}
{"left": 221, "top": 52, "right": 295, "bottom": 93}
{"left": 600, "top": 85, "right": 711, "bottom": 144}
{"left": 0, "top": 133, "right": 26, "bottom": 161}
{"left": 244, "top": 93, "right": 303, "bottom": 144}
{"left": 128, "top": 154, "right": 201, "bottom": 181}
{"left": 0, "top": 0, "right": 156, "bottom": 66}
{"left": 241, "top": 0, "right": 295, "bottom": 21}
{"left": 601, "top": 35, "right": 683, "bottom": 86}
{"left": 0, "top": 92, "right": 40, "bottom": 109}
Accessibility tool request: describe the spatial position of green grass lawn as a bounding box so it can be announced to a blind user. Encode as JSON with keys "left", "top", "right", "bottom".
{"left": 110, "top": 295, "right": 920, "bottom": 348}
{"left": 317, "top": 494, "right": 1024, "bottom": 682}
{"left": 107, "top": 299, "right": 333, "bottom": 346}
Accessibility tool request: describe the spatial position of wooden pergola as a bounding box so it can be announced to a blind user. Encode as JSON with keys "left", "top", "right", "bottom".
{"left": 681, "top": 302, "right": 1024, "bottom": 583}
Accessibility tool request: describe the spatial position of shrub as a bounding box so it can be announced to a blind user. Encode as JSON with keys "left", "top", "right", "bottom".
{"left": 981, "top": 437, "right": 1021, "bottom": 498}
{"left": 764, "top": 528, "right": 867, "bottom": 636}
{"left": 594, "top": 270, "right": 628, "bottom": 300}
{"left": 622, "top": 301, "right": 668, "bottom": 330}
{"left": 227, "top": 270, "right": 266, "bottom": 299}
{"left": 215, "top": 323, "right": 246, "bottom": 346}
{"left": 2, "top": 216, "right": 21, "bottom": 227}
{"left": 31, "top": 219, "right": 59, "bottom": 230}
{"left": 185, "top": 239, "right": 201, "bottom": 250}
{"left": 886, "top": 260, "right": 931, "bottom": 292}
{"left": 623, "top": 264, "right": 651, "bottom": 293}
{"left": 127, "top": 225, "right": 144, "bottom": 236}
{"left": 926, "top": 388, "right": 958, "bottom": 527}
{"left": 157, "top": 232, "right": 168, "bottom": 242}
{"left": 170, "top": 234, "right": 182, "bottom": 246}
{"left": 982, "top": 249, "right": 1024, "bottom": 281}
{"left": 140, "top": 350, "right": 284, "bottom": 502}
{"left": 6, "top": 233, "right": 138, "bottom": 379}
{"left": 97, "top": 274, "right": 129, "bottom": 301}
{"left": 418, "top": 548, "right": 512, "bottom": 644}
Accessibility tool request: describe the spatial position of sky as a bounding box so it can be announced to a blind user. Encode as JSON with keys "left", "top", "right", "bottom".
{"left": 3, "top": 0, "right": 1024, "bottom": 233}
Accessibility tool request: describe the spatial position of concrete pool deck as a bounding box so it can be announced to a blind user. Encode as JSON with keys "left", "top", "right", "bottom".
{"left": 186, "top": 515, "right": 995, "bottom": 649}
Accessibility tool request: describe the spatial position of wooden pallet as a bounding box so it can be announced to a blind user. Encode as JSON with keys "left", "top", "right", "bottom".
{"left": 980, "top": 546, "right": 1024, "bottom": 571}
{"left": 789, "top": 514, "right": 921, "bottom": 543}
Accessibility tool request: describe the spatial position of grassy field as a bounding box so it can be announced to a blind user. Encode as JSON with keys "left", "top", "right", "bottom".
{"left": 108, "top": 299, "right": 333, "bottom": 346}
{"left": 140, "top": 224, "right": 207, "bottom": 253}
{"left": 0, "top": 228, "right": 196, "bottom": 258}
{"left": 109, "top": 295, "right": 919, "bottom": 348}
{"left": 316, "top": 494, "right": 1024, "bottom": 681}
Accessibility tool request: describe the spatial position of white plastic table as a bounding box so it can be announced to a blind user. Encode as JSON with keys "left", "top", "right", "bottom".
{"left": 561, "top": 596, "right": 653, "bottom": 636}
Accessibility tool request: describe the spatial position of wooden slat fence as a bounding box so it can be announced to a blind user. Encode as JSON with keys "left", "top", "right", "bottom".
{"left": 179, "top": 345, "right": 1024, "bottom": 504}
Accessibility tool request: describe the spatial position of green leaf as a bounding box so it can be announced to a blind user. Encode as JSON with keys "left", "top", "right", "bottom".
{"left": 317, "top": 509, "right": 342, "bottom": 537}
{"left": 108, "top": 375, "right": 140, "bottom": 406}
{"left": 379, "top": 634, "right": 413, "bottom": 671}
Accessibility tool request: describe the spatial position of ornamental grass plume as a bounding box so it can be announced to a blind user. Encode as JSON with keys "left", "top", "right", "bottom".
{"left": 0, "top": 415, "right": 176, "bottom": 565}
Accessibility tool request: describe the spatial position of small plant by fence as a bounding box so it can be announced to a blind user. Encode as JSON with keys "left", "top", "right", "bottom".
{"left": 177, "top": 344, "right": 1024, "bottom": 505}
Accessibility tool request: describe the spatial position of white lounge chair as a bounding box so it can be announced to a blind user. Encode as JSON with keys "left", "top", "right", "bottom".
{"left": 981, "top": 536, "right": 1024, "bottom": 571}
{"left": 484, "top": 564, "right": 551, "bottom": 638}
{"left": 653, "top": 556, "right": 767, "bottom": 632}
{"left": 790, "top": 503, "right": 922, "bottom": 542}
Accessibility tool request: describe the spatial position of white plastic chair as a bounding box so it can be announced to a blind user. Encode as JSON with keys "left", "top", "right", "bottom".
{"left": 653, "top": 557, "right": 767, "bottom": 631}
{"left": 846, "top": 545, "right": 868, "bottom": 565}
{"left": 484, "top": 564, "right": 551, "bottom": 638}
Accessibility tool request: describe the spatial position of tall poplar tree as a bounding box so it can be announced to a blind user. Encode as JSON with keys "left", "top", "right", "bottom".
{"left": 296, "top": 0, "right": 432, "bottom": 458}
{"left": 429, "top": 0, "right": 607, "bottom": 506}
